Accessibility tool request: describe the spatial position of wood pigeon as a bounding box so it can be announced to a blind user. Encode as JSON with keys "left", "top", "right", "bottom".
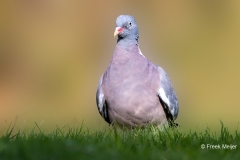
{"left": 96, "top": 15, "right": 179, "bottom": 128}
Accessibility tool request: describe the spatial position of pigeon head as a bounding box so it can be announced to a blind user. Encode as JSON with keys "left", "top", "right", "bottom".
{"left": 114, "top": 15, "right": 139, "bottom": 43}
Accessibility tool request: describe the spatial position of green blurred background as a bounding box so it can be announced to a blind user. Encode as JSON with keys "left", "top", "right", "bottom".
{"left": 0, "top": 1, "right": 240, "bottom": 132}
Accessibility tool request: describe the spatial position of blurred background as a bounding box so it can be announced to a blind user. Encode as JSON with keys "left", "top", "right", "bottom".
{"left": 0, "top": 0, "right": 240, "bottom": 133}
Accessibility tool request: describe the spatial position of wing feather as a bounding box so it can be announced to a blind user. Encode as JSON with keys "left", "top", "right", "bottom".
{"left": 96, "top": 75, "right": 110, "bottom": 124}
{"left": 157, "top": 67, "right": 179, "bottom": 120}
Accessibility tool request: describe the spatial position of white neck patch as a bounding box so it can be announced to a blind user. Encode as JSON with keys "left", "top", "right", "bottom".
{"left": 138, "top": 47, "right": 145, "bottom": 57}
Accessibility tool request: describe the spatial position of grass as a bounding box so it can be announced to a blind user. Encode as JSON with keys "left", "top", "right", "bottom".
{"left": 0, "top": 121, "right": 239, "bottom": 160}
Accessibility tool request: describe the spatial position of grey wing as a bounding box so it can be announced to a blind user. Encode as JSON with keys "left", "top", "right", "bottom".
{"left": 157, "top": 66, "right": 179, "bottom": 120}
{"left": 96, "top": 75, "right": 110, "bottom": 124}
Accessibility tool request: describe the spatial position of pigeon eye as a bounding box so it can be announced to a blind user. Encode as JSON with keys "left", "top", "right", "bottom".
{"left": 129, "top": 21, "right": 132, "bottom": 26}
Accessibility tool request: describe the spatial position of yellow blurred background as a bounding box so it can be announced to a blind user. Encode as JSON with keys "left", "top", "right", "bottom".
{"left": 0, "top": 1, "right": 240, "bottom": 132}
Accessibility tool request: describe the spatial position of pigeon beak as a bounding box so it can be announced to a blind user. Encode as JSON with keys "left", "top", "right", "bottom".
{"left": 114, "top": 27, "right": 123, "bottom": 37}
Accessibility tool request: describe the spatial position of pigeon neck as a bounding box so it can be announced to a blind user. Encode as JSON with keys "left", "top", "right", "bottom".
{"left": 117, "top": 36, "right": 139, "bottom": 48}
